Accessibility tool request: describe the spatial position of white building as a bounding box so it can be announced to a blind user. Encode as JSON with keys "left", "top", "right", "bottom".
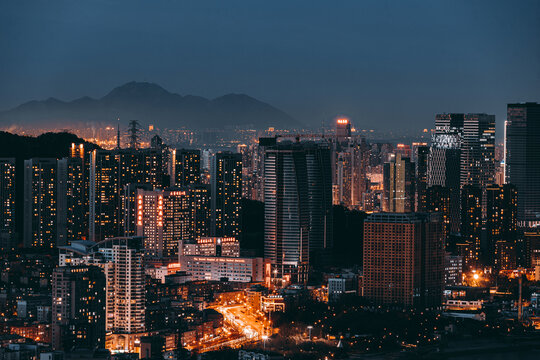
{"left": 179, "top": 255, "right": 264, "bottom": 282}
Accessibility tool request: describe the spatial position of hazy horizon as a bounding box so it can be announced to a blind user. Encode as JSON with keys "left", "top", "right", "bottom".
{"left": 1, "top": 0, "right": 539, "bottom": 135}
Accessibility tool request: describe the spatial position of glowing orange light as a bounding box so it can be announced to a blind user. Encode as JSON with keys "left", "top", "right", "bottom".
{"left": 336, "top": 118, "right": 349, "bottom": 125}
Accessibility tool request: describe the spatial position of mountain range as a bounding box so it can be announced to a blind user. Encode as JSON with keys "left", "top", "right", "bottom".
{"left": 0, "top": 82, "right": 298, "bottom": 130}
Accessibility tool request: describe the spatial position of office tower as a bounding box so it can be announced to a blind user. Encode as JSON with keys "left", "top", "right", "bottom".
{"left": 52, "top": 266, "right": 106, "bottom": 351}
{"left": 264, "top": 144, "right": 310, "bottom": 284}
{"left": 187, "top": 183, "right": 211, "bottom": 240}
{"left": 172, "top": 148, "right": 200, "bottom": 187}
{"left": 136, "top": 188, "right": 191, "bottom": 258}
{"left": 460, "top": 114, "right": 496, "bottom": 189}
{"left": 264, "top": 142, "right": 333, "bottom": 283}
{"left": 23, "top": 158, "right": 58, "bottom": 248}
{"left": 486, "top": 184, "right": 518, "bottom": 270}
{"left": 306, "top": 142, "right": 333, "bottom": 266}
{"left": 382, "top": 153, "right": 415, "bottom": 213}
{"left": 211, "top": 152, "right": 242, "bottom": 237}
{"left": 363, "top": 213, "right": 445, "bottom": 308}
{"left": 428, "top": 114, "right": 464, "bottom": 233}
{"left": 89, "top": 148, "right": 164, "bottom": 241}
{"left": 57, "top": 157, "right": 87, "bottom": 244}
{"left": 335, "top": 118, "right": 352, "bottom": 139}
{"left": 505, "top": 103, "right": 540, "bottom": 226}
{"left": 415, "top": 145, "right": 429, "bottom": 212}
{"left": 426, "top": 186, "right": 451, "bottom": 241}
{"left": 460, "top": 185, "right": 482, "bottom": 267}
{"left": 0, "top": 158, "right": 16, "bottom": 249}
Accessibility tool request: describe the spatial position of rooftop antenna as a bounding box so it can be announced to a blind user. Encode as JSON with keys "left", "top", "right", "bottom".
{"left": 128, "top": 120, "right": 141, "bottom": 149}
{"left": 116, "top": 119, "right": 121, "bottom": 149}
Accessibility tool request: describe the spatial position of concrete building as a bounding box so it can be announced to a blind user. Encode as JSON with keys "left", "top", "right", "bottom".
{"left": 363, "top": 213, "right": 445, "bottom": 308}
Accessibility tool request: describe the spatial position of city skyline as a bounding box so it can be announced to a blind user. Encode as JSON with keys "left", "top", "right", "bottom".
{"left": 2, "top": 2, "right": 540, "bottom": 359}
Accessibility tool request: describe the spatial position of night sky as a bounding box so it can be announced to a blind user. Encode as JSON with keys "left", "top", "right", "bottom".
{"left": 1, "top": 0, "right": 539, "bottom": 134}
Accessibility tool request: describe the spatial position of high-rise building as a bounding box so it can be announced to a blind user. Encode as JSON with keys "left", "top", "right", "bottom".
{"left": 264, "top": 144, "right": 310, "bottom": 284}
{"left": 57, "top": 237, "right": 146, "bottom": 353}
{"left": 460, "top": 185, "right": 482, "bottom": 267}
{"left": 121, "top": 183, "right": 153, "bottom": 237}
{"left": 382, "top": 153, "right": 415, "bottom": 213}
{"left": 335, "top": 118, "right": 352, "bottom": 139}
{"left": 486, "top": 184, "right": 518, "bottom": 270}
{"left": 426, "top": 185, "right": 451, "bottom": 242}
{"left": 172, "top": 149, "right": 200, "bottom": 187}
{"left": 460, "top": 113, "right": 496, "bottom": 189}
{"left": 57, "top": 157, "right": 87, "bottom": 244}
{"left": 136, "top": 188, "right": 191, "bottom": 258}
{"left": 505, "top": 103, "right": 540, "bottom": 227}
{"left": 255, "top": 137, "right": 278, "bottom": 202}
{"left": 363, "top": 213, "right": 445, "bottom": 308}
{"left": 0, "top": 158, "right": 16, "bottom": 250}
{"left": 52, "top": 265, "right": 106, "bottom": 351}
{"left": 211, "top": 152, "right": 242, "bottom": 238}
{"left": 187, "top": 183, "right": 211, "bottom": 240}
{"left": 415, "top": 145, "right": 429, "bottom": 212}
{"left": 334, "top": 138, "right": 369, "bottom": 208}
{"left": 264, "top": 142, "right": 333, "bottom": 284}
{"left": 23, "top": 158, "right": 58, "bottom": 249}
{"left": 428, "top": 114, "right": 463, "bottom": 233}
{"left": 97, "top": 237, "right": 146, "bottom": 351}
{"left": 306, "top": 142, "right": 333, "bottom": 266}
{"left": 89, "top": 148, "right": 164, "bottom": 241}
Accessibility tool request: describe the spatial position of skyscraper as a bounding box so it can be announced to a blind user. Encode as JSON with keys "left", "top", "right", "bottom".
{"left": 172, "top": 148, "right": 201, "bottom": 187}
{"left": 382, "top": 153, "right": 415, "bottom": 213}
{"left": 460, "top": 113, "right": 496, "bottom": 189}
{"left": 460, "top": 185, "right": 482, "bottom": 267}
{"left": 52, "top": 265, "right": 106, "bottom": 351}
{"left": 187, "top": 183, "right": 211, "bottom": 240}
{"left": 97, "top": 237, "right": 146, "bottom": 352}
{"left": 428, "top": 114, "right": 464, "bottom": 233}
{"left": 305, "top": 142, "right": 333, "bottom": 266}
{"left": 264, "top": 141, "right": 333, "bottom": 283}
{"left": 415, "top": 145, "right": 429, "bottom": 212}
{"left": 334, "top": 138, "right": 369, "bottom": 208}
{"left": 23, "top": 158, "right": 58, "bottom": 249}
{"left": 363, "top": 213, "right": 444, "bottom": 308}
{"left": 211, "top": 152, "right": 242, "bottom": 238}
{"left": 57, "top": 156, "right": 87, "bottom": 244}
{"left": 335, "top": 118, "right": 352, "bottom": 139}
{"left": 0, "top": 158, "right": 16, "bottom": 250}
{"left": 486, "top": 184, "right": 518, "bottom": 270}
{"left": 264, "top": 144, "right": 310, "bottom": 284}
{"left": 505, "top": 102, "right": 540, "bottom": 227}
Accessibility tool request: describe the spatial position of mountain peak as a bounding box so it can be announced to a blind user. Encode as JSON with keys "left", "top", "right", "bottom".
{"left": 102, "top": 81, "right": 175, "bottom": 102}
{"left": 0, "top": 82, "right": 299, "bottom": 129}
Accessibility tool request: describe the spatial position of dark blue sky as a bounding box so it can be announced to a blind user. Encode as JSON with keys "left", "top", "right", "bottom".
{"left": 1, "top": 0, "right": 539, "bottom": 134}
